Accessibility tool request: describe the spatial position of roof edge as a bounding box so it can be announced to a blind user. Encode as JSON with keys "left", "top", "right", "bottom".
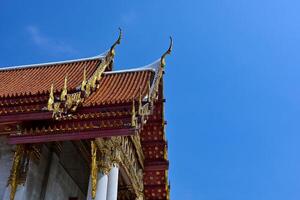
{"left": 0, "top": 52, "right": 108, "bottom": 72}
{"left": 104, "top": 59, "right": 161, "bottom": 75}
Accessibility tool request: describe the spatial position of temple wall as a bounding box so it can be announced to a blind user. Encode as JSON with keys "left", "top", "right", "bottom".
{"left": 23, "top": 146, "right": 51, "bottom": 200}
{"left": 0, "top": 142, "right": 85, "bottom": 200}
{"left": 44, "top": 153, "right": 85, "bottom": 200}
{"left": 1, "top": 145, "right": 51, "bottom": 200}
{"left": 0, "top": 136, "right": 13, "bottom": 198}
{"left": 59, "top": 141, "right": 89, "bottom": 195}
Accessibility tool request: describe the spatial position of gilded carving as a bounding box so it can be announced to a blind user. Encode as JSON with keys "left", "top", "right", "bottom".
{"left": 160, "top": 37, "right": 173, "bottom": 68}
{"left": 47, "top": 29, "right": 122, "bottom": 120}
{"left": 93, "top": 135, "right": 144, "bottom": 199}
{"left": 114, "top": 136, "right": 144, "bottom": 198}
{"left": 81, "top": 67, "right": 87, "bottom": 92}
{"left": 47, "top": 84, "right": 54, "bottom": 111}
{"left": 132, "top": 100, "right": 137, "bottom": 128}
{"left": 60, "top": 76, "right": 68, "bottom": 101}
{"left": 8, "top": 145, "right": 38, "bottom": 200}
{"left": 91, "top": 141, "right": 98, "bottom": 199}
{"left": 150, "top": 37, "right": 173, "bottom": 102}
{"left": 9, "top": 145, "right": 23, "bottom": 200}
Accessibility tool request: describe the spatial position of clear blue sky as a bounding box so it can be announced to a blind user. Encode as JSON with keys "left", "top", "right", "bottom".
{"left": 1, "top": 0, "right": 300, "bottom": 199}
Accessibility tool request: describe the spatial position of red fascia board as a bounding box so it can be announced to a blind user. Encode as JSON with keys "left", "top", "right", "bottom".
{"left": 144, "top": 160, "right": 169, "bottom": 171}
{"left": 0, "top": 104, "right": 132, "bottom": 124}
{"left": 0, "top": 112, "right": 52, "bottom": 123}
{"left": 8, "top": 128, "right": 136, "bottom": 144}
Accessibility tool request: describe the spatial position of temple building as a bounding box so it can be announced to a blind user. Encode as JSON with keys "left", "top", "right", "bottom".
{"left": 0, "top": 30, "right": 171, "bottom": 200}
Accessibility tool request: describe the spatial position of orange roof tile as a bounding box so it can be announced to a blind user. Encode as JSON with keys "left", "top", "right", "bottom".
{"left": 0, "top": 57, "right": 103, "bottom": 97}
{"left": 84, "top": 70, "right": 154, "bottom": 106}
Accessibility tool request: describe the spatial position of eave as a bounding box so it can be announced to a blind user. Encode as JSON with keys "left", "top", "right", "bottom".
{"left": 8, "top": 128, "right": 137, "bottom": 144}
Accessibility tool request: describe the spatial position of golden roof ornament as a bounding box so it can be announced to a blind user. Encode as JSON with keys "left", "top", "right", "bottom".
{"left": 9, "top": 145, "right": 24, "bottom": 200}
{"left": 138, "top": 87, "right": 143, "bottom": 115}
{"left": 47, "top": 29, "right": 123, "bottom": 119}
{"left": 147, "top": 79, "right": 151, "bottom": 102}
{"left": 47, "top": 84, "right": 54, "bottom": 111}
{"left": 131, "top": 100, "right": 136, "bottom": 127}
{"left": 161, "top": 36, "right": 173, "bottom": 67}
{"left": 109, "top": 28, "right": 122, "bottom": 57}
{"left": 147, "top": 37, "right": 173, "bottom": 103}
{"left": 90, "top": 73, "right": 97, "bottom": 91}
{"left": 60, "top": 75, "right": 68, "bottom": 101}
{"left": 81, "top": 67, "right": 87, "bottom": 92}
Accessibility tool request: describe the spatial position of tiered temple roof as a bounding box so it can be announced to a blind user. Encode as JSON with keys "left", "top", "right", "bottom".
{"left": 0, "top": 31, "right": 172, "bottom": 200}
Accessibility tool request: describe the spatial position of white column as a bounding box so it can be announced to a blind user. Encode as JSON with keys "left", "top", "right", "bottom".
{"left": 95, "top": 171, "right": 108, "bottom": 200}
{"left": 106, "top": 164, "right": 119, "bottom": 200}
{"left": 2, "top": 185, "right": 25, "bottom": 200}
{"left": 86, "top": 175, "right": 92, "bottom": 200}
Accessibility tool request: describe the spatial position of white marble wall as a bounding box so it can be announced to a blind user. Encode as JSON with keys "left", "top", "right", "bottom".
{"left": 44, "top": 153, "right": 85, "bottom": 200}
{"left": 0, "top": 136, "right": 14, "bottom": 198}
{"left": 24, "top": 146, "right": 51, "bottom": 200}
{"left": 0, "top": 141, "right": 86, "bottom": 200}
{"left": 2, "top": 144, "right": 52, "bottom": 200}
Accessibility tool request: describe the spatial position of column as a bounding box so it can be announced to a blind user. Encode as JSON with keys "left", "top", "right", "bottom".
{"left": 88, "top": 139, "right": 122, "bottom": 200}
{"left": 2, "top": 185, "right": 26, "bottom": 200}
{"left": 87, "top": 170, "right": 109, "bottom": 200}
{"left": 95, "top": 171, "right": 108, "bottom": 200}
{"left": 88, "top": 140, "right": 110, "bottom": 200}
{"left": 106, "top": 164, "right": 119, "bottom": 200}
{"left": 86, "top": 176, "right": 92, "bottom": 200}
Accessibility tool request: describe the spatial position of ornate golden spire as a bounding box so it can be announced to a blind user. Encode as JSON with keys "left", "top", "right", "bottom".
{"left": 161, "top": 36, "right": 173, "bottom": 67}
{"left": 48, "top": 30, "right": 123, "bottom": 119}
{"left": 147, "top": 37, "right": 173, "bottom": 103}
{"left": 47, "top": 84, "right": 54, "bottom": 111}
{"left": 60, "top": 75, "right": 68, "bottom": 101}
{"left": 90, "top": 72, "right": 97, "bottom": 91}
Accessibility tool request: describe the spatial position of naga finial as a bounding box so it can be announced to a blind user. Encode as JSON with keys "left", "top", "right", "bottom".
{"left": 161, "top": 36, "right": 173, "bottom": 67}
{"left": 109, "top": 28, "right": 122, "bottom": 56}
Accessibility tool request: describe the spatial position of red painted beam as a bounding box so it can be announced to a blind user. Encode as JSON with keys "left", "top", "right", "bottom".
{"left": 144, "top": 160, "right": 169, "bottom": 171}
{"left": 0, "top": 103, "right": 132, "bottom": 124}
{"left": 141, "top": 140, "right": 167, "bottom": 146}
{"left": 7, "top": 128, "right": 136, "bottom": 144}
{"left": 0, "top": 112, "right": 52, "bottom": 123}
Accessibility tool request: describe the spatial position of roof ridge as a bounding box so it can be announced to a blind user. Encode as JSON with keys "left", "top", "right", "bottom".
{"left": 104, "top": 59, "right": 161, "bottom": 75}
{"left": 0, "top": 52, "right": 108, "bottom": 72}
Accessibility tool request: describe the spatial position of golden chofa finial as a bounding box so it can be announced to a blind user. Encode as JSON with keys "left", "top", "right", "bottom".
{"left": 109, "top": 28, "right": 122, "bottom": 56}
{"left": 161, "top": 36, "right": 173, "bottom": 67}
{"left": 47, "top": 84, "right": 54, "bottom": 111}
{"left": 60, "top": 75, "right": 68, "bottom": 101}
